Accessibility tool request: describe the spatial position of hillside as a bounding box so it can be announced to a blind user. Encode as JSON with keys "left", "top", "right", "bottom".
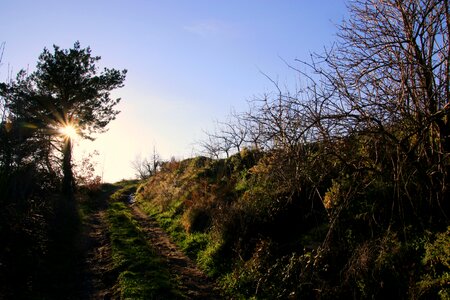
{"left": 135, "top": 150, "right": 449, "bottom": 298}
{"left": 2, "top": 1, "right": 450, "bottom": 298}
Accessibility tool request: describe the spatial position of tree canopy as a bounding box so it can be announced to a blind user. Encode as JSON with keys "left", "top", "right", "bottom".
{"left": 1, "top": 41, "right": 127, "bottom": 196}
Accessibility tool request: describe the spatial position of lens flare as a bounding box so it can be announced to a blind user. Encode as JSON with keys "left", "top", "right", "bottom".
{"left": 59, "top": 124, "right": 79, "bottom": 140}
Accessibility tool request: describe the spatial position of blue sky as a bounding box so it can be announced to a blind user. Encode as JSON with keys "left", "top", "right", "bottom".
{"left": 1, "top": 1, "right": 348, "bottom": 182}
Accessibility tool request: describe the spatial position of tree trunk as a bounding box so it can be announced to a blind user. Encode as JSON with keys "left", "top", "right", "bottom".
{"left": 62, "top": 138, "right": 74, "bottom": 200}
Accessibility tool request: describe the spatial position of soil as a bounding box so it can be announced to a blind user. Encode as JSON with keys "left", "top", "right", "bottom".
{"left": 130, "top": 204, "right": 223, "bottom": 299}
{"left": 79, "top": 188, "right": 222, "bottom": 299}
{"left": 79, "top": 200, "right": 116, "bottom": 299}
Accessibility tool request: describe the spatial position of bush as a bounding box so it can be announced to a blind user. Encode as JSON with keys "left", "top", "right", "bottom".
{"left": 418, "top": 227, "right": 450, "bottom": 299}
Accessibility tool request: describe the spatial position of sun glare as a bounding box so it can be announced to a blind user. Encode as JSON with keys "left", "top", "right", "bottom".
{"left": 59, "top": 124, "right": 79, "bottom": 140}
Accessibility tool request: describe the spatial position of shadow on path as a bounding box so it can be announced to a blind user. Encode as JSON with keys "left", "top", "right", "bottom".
{"left": 79, "top": 184, "right": 120, "bottom": 299}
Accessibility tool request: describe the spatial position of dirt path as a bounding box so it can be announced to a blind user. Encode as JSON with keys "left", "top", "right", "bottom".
{"left": 79, "top": 189, "right": 118, "bottom": 300}
{"left": 130, "top": 204, "right": 222, "bottom": 299}
{"left": 78, "top": 185, "right": 221, "bottom": 299}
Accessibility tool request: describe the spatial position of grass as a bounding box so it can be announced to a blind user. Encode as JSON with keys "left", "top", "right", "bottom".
{"left": 139, "top": 199, "right": 184, "bottom": 241}
{"left": 139, "top": 199, "right": 224, "bottom": 278}
{"left": 106, "top": 183, "right": 181, "bottom": 299}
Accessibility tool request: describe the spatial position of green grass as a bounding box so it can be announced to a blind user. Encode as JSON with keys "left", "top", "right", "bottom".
{"left": 140, "top": 201, "right": 186, "bottom": 252}
{"left": 139, "top": 200, "right": 224, "bottom": 278}
{"left": 107, "top": 186, "right": 181, "bottom": 299}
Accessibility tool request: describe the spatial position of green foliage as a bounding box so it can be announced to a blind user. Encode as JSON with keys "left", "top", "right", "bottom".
{"left": 136, "top": 145, "right": 448, "bottom": 299}
{"left": 142, "top": 199, "right": 211, "bottom": 262}
{"left": 107, "top": 189, "right": 179, "bottom": 299}
{"left": 132, "top": 3, "right": 450, "bottom": 297}
{"left": 1, "top": 41, "right": 127, "bottom": 198}
{"left": 181, "top": 232, "right": 210, "bottom": 259}
{"left": 218, "top": 241, "right": 321, "bottom": 299}
{"left": 136, "top": 152, "right": 329, "bottom": 298}
{"left": 2, "top": 1, "right": 450, "bottom": 297}
{"left": 197, "top": 239, "right": 228, "bottom": 277}
{"left": 418, "top": 227, "right": 450, "bottom": 299}
{"left": 182, "top": 205, "right": 212, "bottom": 233}
{"left": 33, "top": 41, "right": 126, "bottom": 137}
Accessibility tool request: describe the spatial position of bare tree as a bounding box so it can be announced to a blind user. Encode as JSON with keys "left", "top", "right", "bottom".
{"left": 199, "top": 133, "right": 224, "bottom": 159}
{"left": 284, "top": 0, "right": 450, "bottom": 221}
{"left": 198, "top": 0, "right": 449, "bottom": 221}
{"left": 219, "top": 111, "right": 249, "bottom": 154}
{"left": 132, "top": 146, "right": 161, "bottom": 179}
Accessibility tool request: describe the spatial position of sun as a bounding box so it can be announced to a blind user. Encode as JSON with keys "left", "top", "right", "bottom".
{"left": 59, "top": 124, "right": 79, "bottom": 140}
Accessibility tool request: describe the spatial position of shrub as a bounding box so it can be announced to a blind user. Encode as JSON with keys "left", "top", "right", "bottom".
{"left": 182, "top": 205, "right": 212, "bottom": 233}
{"left": 418, "top": 227, "right": 450, "bottom": 299}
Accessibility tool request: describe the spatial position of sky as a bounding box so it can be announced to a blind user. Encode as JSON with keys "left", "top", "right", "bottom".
{"left": 1, "top": 0, "right": 348, "bottom": 182}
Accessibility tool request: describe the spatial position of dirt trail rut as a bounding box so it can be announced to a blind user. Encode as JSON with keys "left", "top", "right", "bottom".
{"left": 80, "top": 206, "right": 116, "bottom": 299}
{"left": 130, "top": 204, "right": 222, "bottom": 299}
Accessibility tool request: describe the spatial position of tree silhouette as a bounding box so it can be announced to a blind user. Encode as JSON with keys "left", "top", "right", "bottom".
{"left": 1, "top": 42, "right": 127, "bottom": 198}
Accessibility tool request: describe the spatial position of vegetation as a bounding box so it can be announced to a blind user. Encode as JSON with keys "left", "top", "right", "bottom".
{"left": 1, "top": 0, "right": 449, "bottom": 298}
{"left": 0, "top": 43, "right": 125, "bottom": 298}
{"left": 106, "top": 182, "right": 180, "bottom": 299}
{"left": 1, "top": 41, "right": 126, "bottom": 198}
{"left": 138, "top": 148, "right": 449, "bottom": 298}
{"left": 132, "top": 146, "right": 162, "bottom": 180}
{"left": 136, "top": 0, "right": 450, "bottom": 298}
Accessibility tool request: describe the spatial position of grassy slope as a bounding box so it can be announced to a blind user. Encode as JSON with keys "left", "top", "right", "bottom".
{"left": 136, "top": 151, "right": 450, "bottom": 299}
{"left": 136, "top": 152, "right": 308, "bottom": 297}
